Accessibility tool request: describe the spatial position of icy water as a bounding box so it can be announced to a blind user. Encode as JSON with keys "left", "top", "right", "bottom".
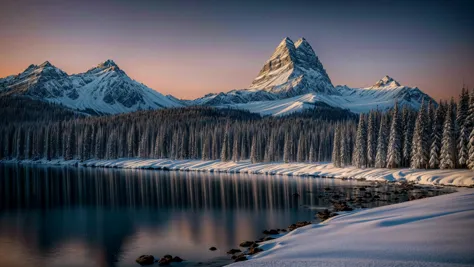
{"left": 0, "top": 163, "right": 448, "bottom": 267}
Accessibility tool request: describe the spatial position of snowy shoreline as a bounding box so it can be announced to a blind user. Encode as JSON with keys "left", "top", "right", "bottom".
{"left": 2, "top": 158, "right": 473, "bottom": 187}
{"left": 230, "top": 189, "right": 474, "bottom": 267}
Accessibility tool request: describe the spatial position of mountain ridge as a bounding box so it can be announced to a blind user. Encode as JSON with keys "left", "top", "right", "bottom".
{"left": 191, "top": 37, "right": 435, "bottom": 115}
{"left": 0, "top": 60, "right": 182, "bottom": 114}
{"left": 0, "top": 38, "right": 436, "bottom": 116}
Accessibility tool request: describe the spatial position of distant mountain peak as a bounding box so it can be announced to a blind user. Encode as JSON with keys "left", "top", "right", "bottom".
{"left": 99, "top": 59, "right": 118, "bottom": 68}
{"left": 249, "top": 37, "right": 334, "bottom": 95}
{"left": 39, "top": 61, "right": 53, "bottom": 68}
{"left": 280, "top": 37, "right": 294, "bottom": 45}
{"left": 372, "top": 75, "right": 401, "bottom": 88}
{"left": 86, "top": 59, "right": 124, "bottom": 75}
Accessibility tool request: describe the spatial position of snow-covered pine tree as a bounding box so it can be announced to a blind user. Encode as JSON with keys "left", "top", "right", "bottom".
{"left": 429, "top": 106, "right": 442, "bottom": 169}
{"left": 64, "top": 125, "right": 75, "bottom": 160}
{"left": 401, "top": 107, "right": 413, "bottom": 167}
{"left": 232, "top": 131, "right": 240, "bottom": 162}
{"left": 440, "top": 100, "right": 456, "bottom": 169}
{"left": 468, "top": 128, "right": 474, "bottom": 170}
{"left": 467, "top": 89, "right": 474, "bottom": 168}
{"left": 342, "top": 124, "right": 351, "bottom": 167}
{"left": 375, "top": 114, "right": 389, "bottom": 168}
{"left": 283, "top": 132, "right": 291, "bottom": 163}
{"left": 297, "top": 132, "right": 305, "bottom": 162}
{"left": 387, "top": 102, "right": 402, "bottom": 168}
{"left": 220, "top": 123, "right": 230, "bottom": 162}
{"left": 309, "top": 141, "right": 315, "bottom": 163}
{"left": 411, "top": 100, "right": 429, "bottom": 169}
{"left": 457, "top": 87, "right": 470, "bottom": 167}
{"left": 353, "top": 114, "right": 367, "bottom": 168}
{"left": 367, "top": 111, "right": 377, "bottom": 167}
{"left": 426, "top": 101, "right": 435, "bottom": 150}
{"left": 332, "top": 124, "right": 341, "bottom": 167}
{"left": 250, "top": 134, "right": 258, "bottom": 164}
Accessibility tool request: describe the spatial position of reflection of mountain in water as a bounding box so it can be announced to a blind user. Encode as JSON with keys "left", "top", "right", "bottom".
{"left": 0, "top": 164, "right": 360, "bottom": 267}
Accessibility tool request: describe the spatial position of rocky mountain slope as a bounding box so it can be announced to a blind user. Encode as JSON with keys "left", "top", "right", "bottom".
{"left": 192, "top": 37, "right": 435, "bottom": 116}
{"left": 0, "top": 60, "right": 182, "bottom": 114}
{"left": 0, "top": 38, "right": 436, "bottom": 117}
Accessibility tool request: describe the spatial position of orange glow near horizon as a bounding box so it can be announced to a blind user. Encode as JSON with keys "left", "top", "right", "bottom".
{"left": 1, "top": 0, "right": 473, "bottom": 101}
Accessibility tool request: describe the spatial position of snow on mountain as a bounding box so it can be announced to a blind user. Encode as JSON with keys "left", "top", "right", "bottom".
{"left": 0, "top": 60, "right": 182, "bottom": 114}
{"left": 249, "top": 37, "right": 336, "bottom": 96}
{"left": 334, "top": 76, "right": 435, "bottom": 113}
{"left": 192, "top": 37, "right": 336, "bottom": 106}
{"left": 224, "top": 77, "right": 435, "bottom": 116}
{"left": 192, "top": 38, "right": 436, "bottom": 116}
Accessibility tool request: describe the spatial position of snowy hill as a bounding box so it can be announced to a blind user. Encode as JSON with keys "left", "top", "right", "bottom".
{"left": 0, "top": 60, "right": 182, "bottom": 114}
{"left": 232, "top": 189, "right": 474, "bottom": 267}
{"left": 192, "top": 38, "right": 436, "bottom": 116}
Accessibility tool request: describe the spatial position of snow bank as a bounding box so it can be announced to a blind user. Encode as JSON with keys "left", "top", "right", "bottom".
{"left": 230, "top": 189, "right": 474, "bottom": 267}
{"left": 5, "top": 158, "right": 473, "bottom": 187}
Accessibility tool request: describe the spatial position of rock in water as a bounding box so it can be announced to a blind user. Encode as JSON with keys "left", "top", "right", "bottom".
{"left": 135, "top": 255, "right": 154, "bottom": 265}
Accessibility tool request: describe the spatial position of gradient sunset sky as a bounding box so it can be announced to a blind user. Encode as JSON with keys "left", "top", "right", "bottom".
{"left": 1, "top": 0, "right": 473, "bottom": 100}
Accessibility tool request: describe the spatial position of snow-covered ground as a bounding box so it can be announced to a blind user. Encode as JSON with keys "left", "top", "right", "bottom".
{"left": 5, "top": 158, "right": 473, "bottom": 187}
{"left": 230, "top": 189, "right": 474, "bottom": 267}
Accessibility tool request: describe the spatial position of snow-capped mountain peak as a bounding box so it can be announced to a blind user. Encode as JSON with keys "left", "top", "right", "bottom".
{"left": 0, "top": 60, "right": 183, "bottom": 114}
{"left": 191, "top": 38, "right": 436, "bottom": 116}
{"left": 248, "top": 37, "right": 335, "bottom": 96}
{"left": 39, "top": 61, "right": 53, "bottom": 68}
{"left": 86, "top": 59, "right": 124, "bottom": 76}
{"left": 371, "top": 75, "right": 402, "bottom": 89}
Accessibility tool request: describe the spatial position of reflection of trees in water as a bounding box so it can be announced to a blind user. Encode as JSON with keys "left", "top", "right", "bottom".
{"left": 0, "top": 164, "right": 362, "bottom": 267}
{"left": 0, "top": 164, "right": 356, "bottom": 211}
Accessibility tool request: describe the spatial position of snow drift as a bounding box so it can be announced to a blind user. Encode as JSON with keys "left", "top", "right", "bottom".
{"left": 230, "top": 189, "right": 474, "bottom": 267}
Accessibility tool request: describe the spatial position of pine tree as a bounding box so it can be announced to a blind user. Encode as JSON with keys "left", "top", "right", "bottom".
{"left": 457, "top": 88, "right": 470, "bottom": 167}
{"left": 402, "top": 107, "right": 413, "bottom": 167}
{"left": 468, "top": 128, "right": 474, "bottom": 170}
{"left": 387, "top": 103, "right": 402, "bottom": 168}
{"left": 467, "top": 89, "right": 474, "bottom": 169}
{"left": 366, "top": 111, "right": 377, "bottom": 167}
{"left": 232, "top": 132, "right": 240, "bottom": 162}
{"left": 353, "top": 114, "right": 367, "bottom": 168}
{"left": 332, "top": 124, "right": 341, "bottom": 167}
{"left": 220, "top": 123, "right": 230, "bottom": 162}
{"left": 250, "top": 134, "right": 258, "bottom": 164}
{"left": 411, "top": 101, "right": 429, "bottom": 169}
{"left": 340, "top": 125, "right": 350, "bottom": 167}
{"left": 440, "top": 101, "right": 456, "bottom": 169}
{"left": 283, "top": 132, "right": 291, "bottom": 163}
{"left": 429, "top": 106, "right": 442, "bottom": 169}
{"left": 309, "top": 142, "right": 315, "bottom": 163}
{"left": 375, "top": 114, "right": 389, "bottom": 168}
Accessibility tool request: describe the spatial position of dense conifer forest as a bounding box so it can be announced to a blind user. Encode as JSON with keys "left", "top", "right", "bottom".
{"left": 335, "top": 87, "right": 474, "bottom": 170}
{"left": 0, "top": 105, "right": 355, "bottom": 163}
{"left": 1, "top": 88, "right": 473, "bottom": 171}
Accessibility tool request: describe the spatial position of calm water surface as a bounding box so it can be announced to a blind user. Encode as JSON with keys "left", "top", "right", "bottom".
{"left": 0, "top": 163, "right": 373, "bottom": 267}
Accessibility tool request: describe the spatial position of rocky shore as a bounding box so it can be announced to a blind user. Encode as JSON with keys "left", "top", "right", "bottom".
{"left": 134, "top": 180, "right": 454, "bottom": 266}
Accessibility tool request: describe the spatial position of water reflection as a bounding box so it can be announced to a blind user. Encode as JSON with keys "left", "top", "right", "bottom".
{"left": 0, "top": 163, "right": 361, "bottom": 267}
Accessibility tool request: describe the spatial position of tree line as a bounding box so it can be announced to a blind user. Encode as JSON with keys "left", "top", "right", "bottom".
{"left": 333, "top": 87, "right": 474, "bottom": 170}
{"left": 0, "top": 106, "right": 356, "bottom": 163}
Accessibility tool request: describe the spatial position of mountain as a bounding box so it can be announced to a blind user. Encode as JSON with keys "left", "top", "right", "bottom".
{"left": 333, "top": 75, "right": 434, "bottom": 113}
{"left": 0, "top": 60, "right": 182, "bottom": 114}
{"left": 193, "top": 37, "right": 336, "bottom": 106}
{"left": 192, "top": 38, "right": 435, "bottom": 116}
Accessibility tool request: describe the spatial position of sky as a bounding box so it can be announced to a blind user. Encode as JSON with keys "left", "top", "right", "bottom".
{"left": 0, "top": 0, "right": 473, "bottom": 101}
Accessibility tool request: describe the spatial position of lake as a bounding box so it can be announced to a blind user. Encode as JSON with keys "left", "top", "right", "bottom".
{"left": 0, "top": 163, "right": 434, "bottom": 267}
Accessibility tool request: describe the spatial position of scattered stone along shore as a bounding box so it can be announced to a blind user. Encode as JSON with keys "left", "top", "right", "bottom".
{"left": 136, "top": 254, "right": 184, "bottom": 266}
{"left": 137, "top": 182, "right": 454, "bottom": 266}
{"left": 136, "top": 180, "right": 452, "bottom": 266}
